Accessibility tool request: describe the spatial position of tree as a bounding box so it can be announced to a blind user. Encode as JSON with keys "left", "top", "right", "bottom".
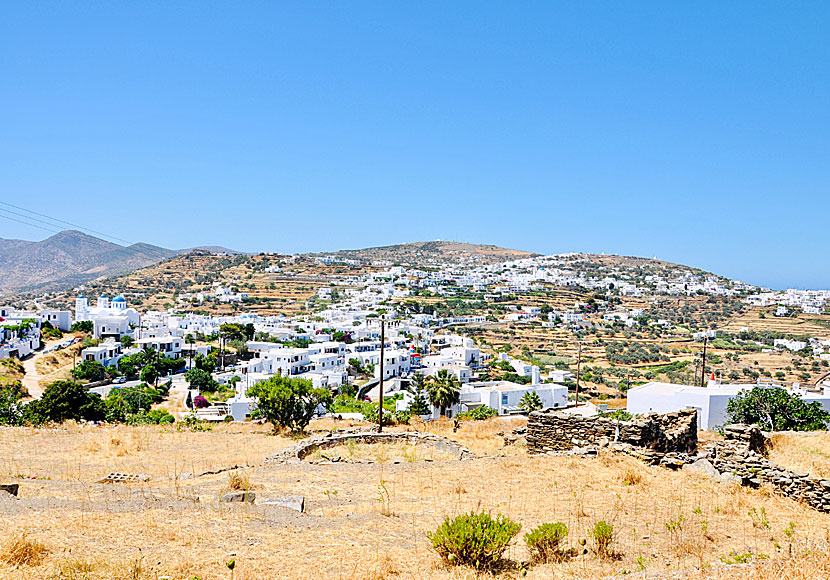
{"left": 0, "top": 384, "right": 24, "bottom": 425}
{"left": 185, "top": 368, "right": 218, "bottom": 392}
{"left": 248, "top": 375, "right": 332, "bottom": 433}
{"left": 120, "top": 335, "right": 134, "bottom": 348}
{"left": 426, "top": 370, "right": 461, "bottom": 417}
{"left": 407, "top": 392, "right": 431, "bottom": 416}
{"left": 70, "top": 320, "right": 94, "bottom": 333}
{"left": 726, "top": 387, "right": 830, "bottom": 431}
{"left": 72, "top": 360, "right": 106, "bottom": 382}
{"left": 195, "top": 353, "right": 217, "bottom": 373}
{"left": 519, "top": 391, "right": 543, "bottom": 413}
{"left": 24, "top": 381, "right": 105, "bottom": 424}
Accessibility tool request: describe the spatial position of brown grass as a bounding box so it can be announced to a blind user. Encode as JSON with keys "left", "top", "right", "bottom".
{"left": 768, "top": 431, "right": 830, "bottom": 479}
{"left": 0, "top": 418, "right": 828, "bottom": 579}
{"left": 0, "top": 534, "right": 48, "bottom": 567}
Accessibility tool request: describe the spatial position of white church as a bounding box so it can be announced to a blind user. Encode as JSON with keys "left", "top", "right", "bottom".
{"left": 75, "top": 294, "right": 140, "bottom": 340}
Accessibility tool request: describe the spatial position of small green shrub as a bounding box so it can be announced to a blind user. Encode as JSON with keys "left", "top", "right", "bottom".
{"left": 524, "top": 522, "right": 572, "bottom": 563}
{"left": 590, "top": 520, "right": 616, "bottom": 559}
{"left": 458, "top": 406, "right": 498, "bottom": 421}
{"left": 428, "top": 511, "right": 521, "bottom": 570}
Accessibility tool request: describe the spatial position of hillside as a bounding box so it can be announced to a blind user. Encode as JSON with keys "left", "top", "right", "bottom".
{"left": 309, "top": 240, "right": 538, "bottom": 266}
{"left": 0, "top": 230, "right": 177, "bottom": 296}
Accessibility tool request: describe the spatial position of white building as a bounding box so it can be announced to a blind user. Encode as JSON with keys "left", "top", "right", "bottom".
{"left": 627, "top": 381, "right": 830, "bottom": 430}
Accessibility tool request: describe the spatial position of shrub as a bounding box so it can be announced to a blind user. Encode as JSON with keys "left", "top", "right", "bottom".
{"left": 428, "top": 511, "right": 521, "bottom": 570}
{"left": 193, "top": 395, "right": 210, "bottom": 408}
{"left": 590, "top": 520, "right": 616, "bottom": 559}
{"left": 459, "top": 405, "right": 498, "bottom": 420}
{"left": 524, "top": 522, "right": 571, "bottom": 563}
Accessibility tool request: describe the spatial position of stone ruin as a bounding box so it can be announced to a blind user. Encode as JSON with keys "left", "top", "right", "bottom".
{"left": 526, "top": 408, "right": 698, "bottom": 455}
{"left": 264, "top": 430, "right": 475, "bottom": 464}
{"left": 525, "top": 409, "right": 830, "bottom": 513}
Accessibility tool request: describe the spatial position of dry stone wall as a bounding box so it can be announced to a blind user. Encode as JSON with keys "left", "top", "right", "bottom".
{"left": 525, "top": 411, "right": 830, "bottom": 513}
{"left": 526, "top": 409, "right": 698, "bottom": 455}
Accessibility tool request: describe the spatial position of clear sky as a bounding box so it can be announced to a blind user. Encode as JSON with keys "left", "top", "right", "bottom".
{"left": 1, "top": 2, "right": 828, "bottom": 289}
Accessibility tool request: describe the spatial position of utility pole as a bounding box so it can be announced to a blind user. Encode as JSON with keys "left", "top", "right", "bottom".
{"left": 700, "top": 336, "right": 708, "bottom": 388}
{"left": 378, "top": 316, "right": 385, "bottom": 432}
{"left": 154, "top": 347, "right": 160, "bottom": 390}
{"left": 220, "top": 333, "right": 225, "bottom": 372}
{"left": 574, "top": 342, "right": 582, "bottom": 407}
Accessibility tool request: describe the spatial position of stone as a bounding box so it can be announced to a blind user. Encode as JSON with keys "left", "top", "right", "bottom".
{"left": 0, "top": 483, "right": 19, "bottom": 497}
{"left": 221, "top": 491, "right": 256, "bottom": 503}
{"left": 260, "top": 495, "right": 305, "bottom": 513}
{"left": 717, "top": 472, "right": 742, "bottom": 485}
{"left": 682, "top": 458, "right": 720, "bottom": 479}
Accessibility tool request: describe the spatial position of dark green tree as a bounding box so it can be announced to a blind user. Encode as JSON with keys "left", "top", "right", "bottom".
{"left": 726, "top": 387, "right": 830, "bottom": 431}
{"left": 72, "top": 360, "right": 106, "bottom": 382}
{"left": 185, "top": 368, "right": 218, "bottom": 392}
{"left": 24, "top": 381, "right": 105, "bottom": 424}
{"left": 248, "top": 375, "right": 332, "bottom": 433}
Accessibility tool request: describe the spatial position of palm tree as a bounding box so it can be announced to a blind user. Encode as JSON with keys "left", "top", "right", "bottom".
{"left": 519, "top": 391, "right": 543, "bottom": 413}
{"left": 426, "top": 370, "right": 461, "bottom": 417}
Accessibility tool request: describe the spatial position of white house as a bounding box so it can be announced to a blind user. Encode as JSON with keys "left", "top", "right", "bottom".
{"left": 627, "top": 381, "right": 830, "bottom": 430}
{"left": 81, "top": 339, "right": 123, "bottom": 367}
{"left": 39, "top": 309, "right": 72, "bottom": 331}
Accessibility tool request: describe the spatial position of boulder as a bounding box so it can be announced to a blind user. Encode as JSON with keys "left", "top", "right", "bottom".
{"left": 0, "top": 484, "right": 19, "bottom": 497}
{"left": 260, "top": 495, "right": 305, "bottom": 513}
{"left": 682, "top": 458, "right": 720, "bottom": 478}
{"left": 221, "top": 491, "right": 256, "bottom": 503}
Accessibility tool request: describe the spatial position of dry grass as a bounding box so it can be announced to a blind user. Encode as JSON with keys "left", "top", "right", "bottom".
{"left": 768, "top": 431, "right": 830, "bottom": 479}
{"left": 0, "top": 534, "right": 48, "bottom": 567}
{"left": 0, "top": 419, "right": 828, "bottom": 579}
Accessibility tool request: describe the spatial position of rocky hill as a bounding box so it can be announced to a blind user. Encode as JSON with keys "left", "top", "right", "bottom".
{"left": 308, "top": 240, "right": 538, "bottom": 266}
{"left": 0, "top": 230, "right": 177, "bottom": 296}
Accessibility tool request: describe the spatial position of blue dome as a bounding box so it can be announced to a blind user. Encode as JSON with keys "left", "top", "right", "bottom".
{"left": 78, "top": 294, "right": 84, "bottom": 299}
{"left": 100, "top": 293, "right": 107, "bottom": 298}
{"left": 113, "top": 295, "right": 126, "bottom": 302}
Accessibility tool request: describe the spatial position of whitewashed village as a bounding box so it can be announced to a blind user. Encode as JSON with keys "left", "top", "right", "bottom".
{"left": 4, "top": 250, "right": 830, "bottom": 433}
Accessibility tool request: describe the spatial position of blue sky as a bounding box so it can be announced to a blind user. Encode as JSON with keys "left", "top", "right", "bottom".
{"left": 1, "top": 2, "right": 828, "bottom": 289}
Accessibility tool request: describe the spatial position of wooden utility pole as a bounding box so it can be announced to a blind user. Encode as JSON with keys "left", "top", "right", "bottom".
{"left": 574, "top": 342, "right": 582, "bottom": 407}
{"left": 700, "top": 336, "right": 708, "bottom": 388}
{"left": 378, "top": 316, "right": 385, "bottom": 432}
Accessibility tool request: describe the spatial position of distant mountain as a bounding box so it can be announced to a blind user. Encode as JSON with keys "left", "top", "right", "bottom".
{"left": 308, "top": 240, "right": 538, "bottom": 266}
{"left": 0, "top": 230, "right": 181, "bottom": 296}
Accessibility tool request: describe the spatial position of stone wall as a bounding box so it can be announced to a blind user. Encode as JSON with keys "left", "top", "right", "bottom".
{"left": 526, "top": 409, "right": 698, "bottom": 455}
{"left": 701, "top": 435, "right": 830, "bottom": 512}
{"left": 525, "top": 411, "right": 830, "bottom": 512}
{"left": 264, "top": 431, "right": 475, "bottom": 464}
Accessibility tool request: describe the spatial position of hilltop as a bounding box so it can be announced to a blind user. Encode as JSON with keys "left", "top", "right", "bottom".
{"left": 0, "top": 231, "right": 177, "bottom": 296}
{"left": 0, "top": 231, "right": 244, "bottom": 297}
{"left": 308, "top": 240, "right": 538, "bottom": 266}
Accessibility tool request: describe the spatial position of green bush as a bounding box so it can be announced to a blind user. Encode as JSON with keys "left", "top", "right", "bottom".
{"left": 590, "top": 520, "right": 616, "bottom": 559}
{"left": 428, "top": 511, "right": 521, "bottom": 570}
{"left": 458, "top": 405, "right": 498, "bottom": 421}
{"left": 524, "top": 522, "right": 571, "bottom": 563}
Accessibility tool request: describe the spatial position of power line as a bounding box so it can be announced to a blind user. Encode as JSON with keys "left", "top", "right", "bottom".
{"left": 0, "top": 207, "right": 177, "bottom": 270}
{"left": 0, "top": 200, "right": 135, "bottom": 247}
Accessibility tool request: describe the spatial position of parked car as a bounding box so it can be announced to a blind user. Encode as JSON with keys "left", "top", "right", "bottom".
{"left": 113, "top": 377, "right": 127, "bottom": 384}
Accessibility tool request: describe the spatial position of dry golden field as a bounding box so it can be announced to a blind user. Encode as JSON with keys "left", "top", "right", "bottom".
{"left": 1, "top": 419, "right": 829, "bottom": 580}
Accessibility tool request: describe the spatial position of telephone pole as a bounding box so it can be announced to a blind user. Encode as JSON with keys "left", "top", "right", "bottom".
{"left": 378, "top": 316, "right": 385, "bottom": 432}
{"left": 700, "top": 336, "right": 708, "bottom": 388}
{"left": 574, "top": 342, "right": 582, "bottom": 407}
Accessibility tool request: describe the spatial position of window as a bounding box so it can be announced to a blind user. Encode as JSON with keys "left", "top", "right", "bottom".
{"left": 501, "top": 394, "right": 508, "bottom": 406}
